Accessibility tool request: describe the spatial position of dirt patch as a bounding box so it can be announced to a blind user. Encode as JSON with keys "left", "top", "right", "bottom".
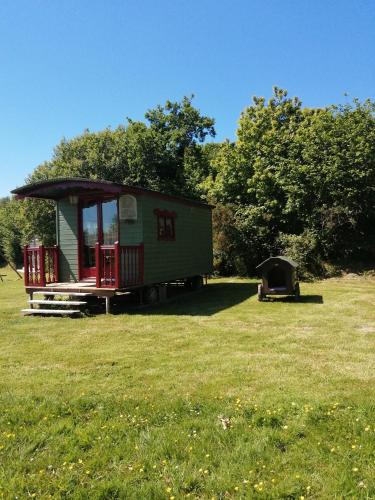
{"left": 358, "top": 325, "right": 375, "bottom": 333}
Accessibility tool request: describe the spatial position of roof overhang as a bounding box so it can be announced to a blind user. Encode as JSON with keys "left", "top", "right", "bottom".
{"left": 11, "top": 177, "right": 214, "bottom": 209}
{"left": 256, "top": 256, "right": 298, "bottom": 271}
{"left": 11, "top": 178, "right": 125, "bottom": 200}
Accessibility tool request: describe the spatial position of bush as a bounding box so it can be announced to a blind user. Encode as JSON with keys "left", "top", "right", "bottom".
{"left": 277, "top": 230, "right": 322, "bottom": 279}
{"left": 212, "top": 204, "right": 240, "bottom": 275}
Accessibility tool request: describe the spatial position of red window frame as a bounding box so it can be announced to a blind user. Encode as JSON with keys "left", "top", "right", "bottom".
{"left": 154, "top": 209, "right": 176, "bottom": 240}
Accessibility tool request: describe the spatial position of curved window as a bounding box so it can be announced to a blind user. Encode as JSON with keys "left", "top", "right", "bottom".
{"left": 119, "top": 195, "right": 137, "bottom": 221}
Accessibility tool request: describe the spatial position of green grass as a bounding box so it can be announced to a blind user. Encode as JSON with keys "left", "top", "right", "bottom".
{"left": 0, "top": 270, "right": 374, "bottom": 499}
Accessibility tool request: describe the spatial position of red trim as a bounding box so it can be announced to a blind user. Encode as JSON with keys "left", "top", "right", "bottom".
{"left": 53, "top": 246, "right": 59, "bottom": 282}
{"left": 77, "top": 200, "right": 83, "bottom": 280}
{"left": 78, "top": 201, "right": 99, "bottom": 279}
{"left": 95, "top": 242, "right": 101, "bottom": 288}
{"left": 116, "top": 195, "right": 120, "bottom": 242}
{"left": 93, "top": 243, "right": 143, "bottom": 288}
{"left": 39, "top": 246, "right": 46, "bottom": 287}
{"left": 23, "top": 242, "right": 143, "bottom": 290}
{"left": 79, "top": 207, "right": 96, "bottom": 279}
{"left": 153, "top": 209, "right": 177, "bottom": 218}
{"left": 78, "top": 198, "right": 121, "bottom": 280}
{"left": 23, "top": 245, "right": 29, "bottom": 286}
{"left": 114, "top": 241, "right": 120, "bottom": 289}
{"left": 98, "top": 202, "right": 103, "bottom": 243}
{"left": 23, "top": 245, "right": 58, "bottom": 286}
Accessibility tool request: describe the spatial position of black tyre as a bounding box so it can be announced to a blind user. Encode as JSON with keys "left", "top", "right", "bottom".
{"left": 258, "top": 283, "right": 265, "bottom": 301}
{"left": 295, "top": 282, "right": 300, "bottom": 300}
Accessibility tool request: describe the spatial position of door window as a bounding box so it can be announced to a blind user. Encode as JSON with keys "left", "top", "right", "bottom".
{"left": 102, "top": 200, "right": 118, "bottom": 245}
{"left": 82, "top": 201, "right": 98, "bottom": 268}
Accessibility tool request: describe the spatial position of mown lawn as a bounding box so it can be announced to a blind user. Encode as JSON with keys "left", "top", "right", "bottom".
{"left": 0, "top": 271, "right": 374, "bottom": 499}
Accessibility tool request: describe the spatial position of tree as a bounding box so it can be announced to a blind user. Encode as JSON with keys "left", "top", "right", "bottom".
{"left": 144, "top": 95, "right": 216, "bottom": 194}
{"left": 0, "top": 197, "right": 25, "bottom": 265}
{"left": 7, "top": 96, "right": 216, "bottom": 261}
{"left": 28, "top": 96, "right": 215, "bottom": 195}
{"left": 207, "top": 87, "right": 375, "bottom": 275}
{"left": 6, "top": 89, "right": 374, "bottom": 276}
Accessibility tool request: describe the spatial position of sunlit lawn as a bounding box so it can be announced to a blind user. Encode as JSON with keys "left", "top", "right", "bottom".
{"left": 0, "top": 269, "right": 374, "bottom": 498}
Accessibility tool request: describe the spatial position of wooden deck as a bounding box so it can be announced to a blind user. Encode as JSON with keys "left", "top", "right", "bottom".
{"left": 25, "top": 279, "right": 143, "bottom": 298}
{"left": 27, "top": 280, "right": 117, "bottom": 297}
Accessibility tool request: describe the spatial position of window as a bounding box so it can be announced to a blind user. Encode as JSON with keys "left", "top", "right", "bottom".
{"left": 80, "top": 199, "right": 119, "bottom": 271}
{"left": 102, "top": 199, "right": 118, "bottom": 245}
{"left": 154, "top": 209, "right": 176, "bottom": 240}
{"left": 82, "top": 201, "right": 98, "bottom": 268}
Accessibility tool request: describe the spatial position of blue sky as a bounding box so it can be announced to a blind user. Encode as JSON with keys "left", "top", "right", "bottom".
{"left": 1, "top": 0, "right": 374, "bottom": 197}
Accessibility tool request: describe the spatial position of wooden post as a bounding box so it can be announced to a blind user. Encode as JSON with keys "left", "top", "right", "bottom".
{"left": 95, "top": 242, "right": 101, "bottom": 288}
{"left": 114, "top": 241, "right": 120, "bottom": 289}
{"left": 39, "top": 245, "right": 46, "bottom": 287}
{"left": 0, "top": 249, "right": 22, "bottom": 279}
{"left": 24, "top": 245, "right": 29, "bottom": 286}
{"left": 139, "top": 243, "right": 144, "bottom": 284}
{"left": 105, "top": 296, "right": 111, "bottom": 314}
{"left": 29, "top": 291, "right": 33, "bottom": 309}
{"left": 53, "top": 245, "right": 59, "bottom": 283}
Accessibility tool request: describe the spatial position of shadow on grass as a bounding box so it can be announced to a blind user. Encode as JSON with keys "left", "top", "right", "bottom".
{"left": 112, "top": 281, "right": 259, "bottom": 316}
{"left": 264, "top": 295, "right": 324, "bottom": 304}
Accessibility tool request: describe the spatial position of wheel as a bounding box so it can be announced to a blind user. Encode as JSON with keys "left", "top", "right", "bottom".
{"left": 294, "top": 282, "right": 300, "bottom": 300}
{"left": 190, "top": 275, "right": 204, "bottom": 291}
{"left": 143, "top": 286, "right": 159, "bottom": 305}
{"left": 258, "top": 283, "right": 265, "bottom": 301}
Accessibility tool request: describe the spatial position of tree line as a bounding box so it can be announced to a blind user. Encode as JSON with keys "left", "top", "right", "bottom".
{"left": 1, "top": 88, "right": 374, "bottom": 277}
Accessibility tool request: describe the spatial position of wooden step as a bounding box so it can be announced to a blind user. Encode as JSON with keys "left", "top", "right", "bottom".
{"left": 32, "top": 291, "right": 92, "bottom": 297}
{"left": 21, "top": 308, "right": 81, "bottom": 316}
{"left": 28, "top": 300, "right": 87, "bottom": 306}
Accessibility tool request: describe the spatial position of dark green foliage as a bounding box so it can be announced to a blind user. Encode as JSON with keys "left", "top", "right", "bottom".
{"left": 26, "top": 95, "right": 215, "bottom": 196}
{"left": 0, "top": 196, "right": 55, "bottom": 265}
{"left": 277, "top": 231, "right": 321, "bottom": 279}
{"left": 0, "top": 198, "right": 24, "bottom": 266}
{"left": 207, "top": 88, "right": 375, "bottom": 276}
{"left": 3, "top": 97, "right": 215, "bottom": 264}
{"left": 144, "top": 95, "right": 215, "bottom": 194}
{"left": 211, "top": 203, "right": 241, "bottom": 275}
{"left": 0, "top": 198, "right": 8, "bottom": 264}
{"left": 4, "top": 89, "right": 375, "bottom": 275}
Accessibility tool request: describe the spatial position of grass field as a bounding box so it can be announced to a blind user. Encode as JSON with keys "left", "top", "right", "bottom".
{"left": 0, "top": 271, "right": 374, "bottom": 499}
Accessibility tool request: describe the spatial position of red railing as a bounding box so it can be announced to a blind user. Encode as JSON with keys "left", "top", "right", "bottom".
{"left": 24, "top": 245, "right": 59, "bottom": 286}
{"left": 23, "top": 243, "right": 142, "bottom": 289}
{"left": 119, "top": 244, "right": 144, "bottom": 287}
{"left": 95, "top": 242, "right": 144, "bottom": 288}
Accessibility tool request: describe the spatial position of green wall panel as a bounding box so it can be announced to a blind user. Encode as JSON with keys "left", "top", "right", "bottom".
{"left": 142, "top": 196, "right": 213, "bottom": 285}
{"left": 56, "top": 193, "right": 212, "bottom": 286}
{"left": 119, "top": 195, "right": 143, "bottom": 246}
{"left": 57, "top": 199, "right": 78, "bottom": 282}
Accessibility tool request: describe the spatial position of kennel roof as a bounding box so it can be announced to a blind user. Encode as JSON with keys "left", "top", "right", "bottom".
{"left": 256, "top": 256, "right": 298, "bottom": 271}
